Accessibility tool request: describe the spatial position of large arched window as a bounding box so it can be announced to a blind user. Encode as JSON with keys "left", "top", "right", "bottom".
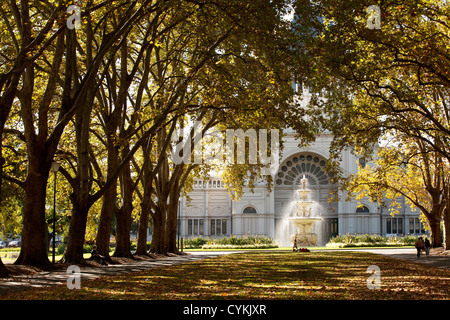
{"left": 275, "top": 153, "right": 333, "bottom": 186}
{"left": 356, "top": 206, "right": 370, "bottom": 213}
{"left": 243, "top": 206, "right": 257, "bottom": 214}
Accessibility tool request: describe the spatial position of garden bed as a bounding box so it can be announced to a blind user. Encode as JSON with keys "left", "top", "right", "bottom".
{"left": 183, "top": 235, "right": 278, "bottom": 250}
{"left": 326, "top": 234, "right": 418, "bottom": 248}
{"left": 201, "top": 243, "right": 278, "bottom": 249}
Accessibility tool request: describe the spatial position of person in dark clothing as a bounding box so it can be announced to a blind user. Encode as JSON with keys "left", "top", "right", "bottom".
{"left": 415, "top": 237, "right": 424, "bottom": 258}
{"left": 293, "top": 236, "right": 298, "bottom": 252}
{"left": 90, "top": 245, "right": 108, "bottom": 265}
{"left": 424, "top": 237, "right": 431, "bottom": 257}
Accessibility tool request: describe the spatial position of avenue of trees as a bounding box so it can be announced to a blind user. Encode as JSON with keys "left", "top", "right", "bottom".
{"left": 0, "top": 0, "right": 312, "bottom": 274}
{"left": 1, "top": 0, "right": 449, "bottom": 277}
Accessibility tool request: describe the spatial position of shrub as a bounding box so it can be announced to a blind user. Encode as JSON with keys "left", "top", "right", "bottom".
{"left": 396, "top": 235, "right": 417, "bottom": 246}
{"left": 83, "top": 243, "right": 94, "bottom": 253}
{"left": 202, "top": 243, "right": 278, "bottom": 249}
{"left": 203, "top": 235, "right": 278, "bottom": 249}
{"left": 184, "top": 237, "right": 209, "bottom": 249}
{"left": 57, "top": 243, "right": 66, "bottom": 255}
{"left": 326, "top": 233, "right": 418, "bottom": 248}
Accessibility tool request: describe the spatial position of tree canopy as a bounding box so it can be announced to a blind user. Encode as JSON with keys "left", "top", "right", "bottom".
{"left": 292, "top": 0, "right": 449, "bottom": 248}
{"left": 0, "top": 0, "right": 310, "bottom": 270}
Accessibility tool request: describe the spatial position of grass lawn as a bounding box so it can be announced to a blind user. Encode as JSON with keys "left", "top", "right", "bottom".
{"left": 0, "top": 253, "right": 92, "bottom": 264}
{"left": 184, "top": 246, "right": 414, "bottom": 251}
{"left": 3, "top": 251, "right": 449, "bottom": 300}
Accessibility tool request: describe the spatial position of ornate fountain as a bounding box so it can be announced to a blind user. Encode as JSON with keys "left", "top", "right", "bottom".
{"left": 289, "top": 176, "right": 321, "bottom": 246}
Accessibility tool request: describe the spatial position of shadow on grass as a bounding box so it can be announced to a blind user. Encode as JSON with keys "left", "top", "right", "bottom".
{"left": 3, "top": 251, "right": 450, "bottom": 300}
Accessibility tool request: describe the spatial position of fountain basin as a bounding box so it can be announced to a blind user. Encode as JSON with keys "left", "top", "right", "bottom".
{"left": 289, "top": 217, "right": 321, "bottom": 246}
{"left": 289, "top": 217, "right": 321, "bottom": 232}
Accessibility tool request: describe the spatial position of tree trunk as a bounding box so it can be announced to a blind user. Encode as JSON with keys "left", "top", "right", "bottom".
{"left": 61, "top": 89, "right": 95, "bottom": 263}
{"left": 442, "top": 180, "right": 450, "bottom": 251}
{"left": 62, "top": 197, "right": 90, "bottom": 264}
{"left": 113, "top": 145, "right": 134, "bottom": 258}
{"left": 136, "top": 208, "right": 150, "bottom": 255}
{"left": 166, "top": 193, "right": 180, "bottom": 253}
{"left": 114, "top": 206, "right": 133, "bottom": 258}
{"left": 150, "top": 209, "right": 167, "bottom": 254}
{"left": 0, "top": 258, "right": 8, "bottom": 277}
{"left": 0, "top": 132, "right": 9, "bottom": 276}
{"left": 443, "top": 206, "right": 450, "bottom": 250}
{"left": 15, "top": 166, "right": 52, "bottom": 269}
{"left": 96, "top": 185, "right": 117, "bottom": 259}
{"left": 0, "top": 136, "right": 5, "bottom": 217}
{"left": 429, "top": 215, "right": 443, "bottom": 248}
{"left": 136, "top": 136, "right": 154, "bottom": 255}
{"left": 95, "top": 139, "right": 119, "bottom": 259}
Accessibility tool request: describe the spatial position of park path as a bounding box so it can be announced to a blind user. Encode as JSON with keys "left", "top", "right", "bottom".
{"left": 332, "top": 247, "right": 450, "bottom": 270}
{"left": 0, "top": 252, "right": 230, "bottom": 296}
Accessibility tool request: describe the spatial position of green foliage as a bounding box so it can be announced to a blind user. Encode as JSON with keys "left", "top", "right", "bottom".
{"left": 183, "top": 237, "right": 209, "bottom": 249}
{"left": 56, "top": 244, "right": 66, "bottom": 255}
{"left": 0, "top": 180, "right": 23, "bottom": 241}
{"left": 0, "top": 248, "right": 22, "bottom": 253}
{"left": 327, "top": 233, "right": 418, "bottom": 248}
{"left": 56, "top": 243, "right": 93, "bottom": 255}
{"left": 295, "top": 0, "right": 450, "bottom": 153}
{"left": 209, "top": 235, "right": 276, "bottom": 246}
{"left": 0, "top": 196, "right": 22, "bottom": 241}
{"left": 183, "top": 235, "right": 278, "bottom": 249}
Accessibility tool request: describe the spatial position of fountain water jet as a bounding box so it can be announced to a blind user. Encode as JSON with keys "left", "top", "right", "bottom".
{"left": 289, "top": 175, "right": 321, "bottom": 247}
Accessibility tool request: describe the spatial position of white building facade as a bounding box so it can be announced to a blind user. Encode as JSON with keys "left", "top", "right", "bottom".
{"left": 177, "top": 130, "right": 426, "bottom": 246}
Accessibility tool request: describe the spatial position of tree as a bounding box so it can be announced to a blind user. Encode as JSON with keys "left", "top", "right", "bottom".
{"left": 0, "top": 1, "right": 64, "bottom": 201}
{"left": 0, "top": 177, "right": 23, "bottom": 277}
{"left": 291, "top": 0, "right": 449, "bottom": 164}
{"left": 293, "top": 0, "right": 449, "bottom": 154}
{"left": 62, "top": 0, "right": 227, "bottom": 261}
{"left": 442, "top": 175, "right": 450, "bottom": 249}
{"left": 133, "top": 0, "right": 301, "bottom": 255}
{"left": 2, "top": 0, "right": 154, "bottom": 268}
{"left": 291, "top": 0, "right": 449, "bottom": 248}
{"left": 0, "top": 0, "right": 71, "bottom": 272}
{"left": 60, "top": 0, "right": 164, "bottom": 264}
{"left": 346, "top": 135, "right": 445, "bottom": 247}
{"left": 1, "top": 0, "right": 311, "bottom": 267}
{"left": 92, "top": 1, "right": 221, "bottom": 258}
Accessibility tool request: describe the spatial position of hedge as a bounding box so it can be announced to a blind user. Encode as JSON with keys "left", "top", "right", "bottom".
{"left": 326, "top": 234, "right": 418, "bottom": 248}
{"left": 184, "top": 235, "right": 278, "bottom": 249}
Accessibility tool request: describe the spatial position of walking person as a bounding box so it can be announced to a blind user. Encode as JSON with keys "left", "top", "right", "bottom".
{"left": 415, "top": 237, "right": 424, "bottom": 258}
{"left": 424, "top": 237, "right": 431, "bottom": 257}
{"left": 293, "top": 236, "right": 298, "bottom": 252}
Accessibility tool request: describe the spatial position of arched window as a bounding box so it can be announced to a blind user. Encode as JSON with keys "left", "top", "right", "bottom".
{"left": 275, "top": 153, "right": 333, "bottom": 186}
{"left": 243, "top": 206, "right": 257, "bottom": 214}
{"left": 356, "top": 206, "right": 370, "bottom": 213}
